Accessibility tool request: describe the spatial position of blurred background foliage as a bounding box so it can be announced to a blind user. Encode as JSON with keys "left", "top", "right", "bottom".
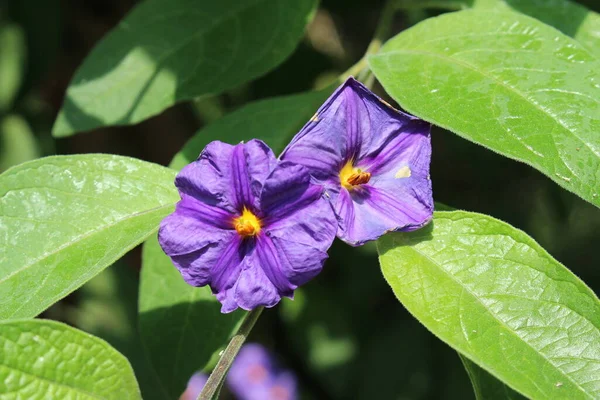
{"left": 1, "top": 0, "right": 598, "bottom": 398}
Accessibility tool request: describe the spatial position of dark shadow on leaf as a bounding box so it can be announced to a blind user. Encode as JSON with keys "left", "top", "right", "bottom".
{"left": 138, "top": 299, "right": 244, "bottom": 399}
{"left": 55, "top": 0, "right": 317, "bottom": 135}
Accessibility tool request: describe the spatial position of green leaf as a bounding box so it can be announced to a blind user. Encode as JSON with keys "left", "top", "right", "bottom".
{"left": 0, "top": 319, "right": 141, "bottom": 399}
{"left": 139, "top": 234, "right": 245, "bottom": 399}
{"left": 52, "top": 0, "right": 318, "bottom": 137}
{"left": 459, "top": 354, "right": 526, "bottom": 400}
{"left": 0, "top": 23, "right": 26, "bottom": 111}
{"left": 73, "top": 263, "right": 166, "bottom": 400}
{"left": 0, "top": 154, "right": 178, "bottom": 319}
{"left": 369, "top": 10, "right": 600, "bottom": 208}
{"left": 0, "top": 114, "right": 40, "bottom": 171}
{"left": 378, "top": 211, "right": 600, "bottom": 399}
{"left": 473, "top": 0, "right": 600, "bottom": 58}
{"left": 400, "top": 0, "right": 600, "bottom": 57}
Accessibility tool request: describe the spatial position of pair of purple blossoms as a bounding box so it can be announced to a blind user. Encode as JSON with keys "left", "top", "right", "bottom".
{"left": 180, "top": 344, "right": 296, "bottom": 400}
{"left": 159, "top": 78, "right": 433, "bottom": 313}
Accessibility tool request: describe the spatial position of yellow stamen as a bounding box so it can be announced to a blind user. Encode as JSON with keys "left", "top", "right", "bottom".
{"left": 339, "top": 160, "right": 371, "bottom": 190}
{"left": 234, "top": 207, "right": 261, "bottom": 237}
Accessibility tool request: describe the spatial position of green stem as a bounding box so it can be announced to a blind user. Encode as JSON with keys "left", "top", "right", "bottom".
{"left": 197, "top": 307, "right": 264, "bottom": 400}
{"left": 338, "top": 0, "right": 397, "bottom": 87}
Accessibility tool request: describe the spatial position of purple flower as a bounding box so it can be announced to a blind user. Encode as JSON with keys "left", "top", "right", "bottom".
{"left": 280, "top": 77, "right": 433, "bottom": 246}
{"left": 179, "top": 372, "right": 208, "bottom": 400}
{"left": 227, "top": 343, "right": 297, "bottom": 400}
{"left": 158, "top": 140, "right": 337, "bottom": 313}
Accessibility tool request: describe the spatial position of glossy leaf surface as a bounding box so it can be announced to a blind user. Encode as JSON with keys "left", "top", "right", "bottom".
{"left": 370, "top": 10, "right": 600, "bottom": 208}
{"left": 0, "top": 155, "right": 177, "bottom": 319}
{"left": 0, "top": 319, "right": 141, "bottom": 399}
{"left": 378, "top": 211, "right": 600, "bottom": 399}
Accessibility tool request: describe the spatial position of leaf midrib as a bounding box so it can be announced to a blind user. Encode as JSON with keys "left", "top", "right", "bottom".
{"left": 389, "top": 238, "right": 596, "bottom": 399}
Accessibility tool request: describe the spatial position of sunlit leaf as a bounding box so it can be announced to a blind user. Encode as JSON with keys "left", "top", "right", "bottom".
{"left": 378, "top": 211, "right": 600, "bottom": 399}
{"left": 370, "top": 10, "right": 600, "bottom": 208}
{"left": 0, "top": 319, "right": 141, "bottom": 399}
{"left": 0, "top": 155, "right": 178, "bottom": 319}
{"left": 52, "top": 0, "right": 318, "bottom": 136}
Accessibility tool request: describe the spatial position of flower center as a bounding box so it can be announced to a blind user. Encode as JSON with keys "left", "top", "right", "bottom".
{"left": 234, "top": 207, "right": 261, "bottom": 237}
{"left": 339, "top": 160, "right": 371, "bottom": 190}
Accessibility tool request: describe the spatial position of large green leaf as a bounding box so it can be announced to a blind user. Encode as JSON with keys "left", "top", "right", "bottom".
{"left": 138, "top": 88, "right": 329, "bottom": 397}
{"left": 52, "top": 0, "right": 318, "bottom": 136}
{"left": 0, "top": 319, "right": 141, "bottom": 399}
{"left": 378, "top": 211, "right": 600, "bottom": 399}
{"left": 369, "top": 10, "right": 600, "bottom": 208}
{"left": 139, "top": 234, "right": 244, "bottom": 399}
{"left": 0, "top": 23, "right": 25, "bottom": 111}
{"left": 459, "top": 354, "right": 526, "bottom": 400}
{"left": 0, "top": 155, "right": 178, "bottom": 319}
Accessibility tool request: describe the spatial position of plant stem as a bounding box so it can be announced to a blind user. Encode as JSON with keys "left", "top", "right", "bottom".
{"left": 197, "top": 307, "right": 264, "bottom": 400}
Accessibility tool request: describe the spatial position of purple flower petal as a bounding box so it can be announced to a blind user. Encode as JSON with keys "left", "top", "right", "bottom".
{"left": 230, "top": 139, "right": 277, "bottom": 213}
{"left": 227, "top": 344, "right": 297, "bottom": 400}
{"left": 255, "top": 234, "right": 330, "bottom": 297}
{"left": 360, "top": 118, "right": 431, "bottom": 177}
{"left": 160, "top": 140, "right": 337, "bottom": 313}
{"left": 228, "top": 344, "right": 274, "bottom": 395}
{"left": 176, "top": 140, "right": 276, "bottom": 214}
{"left": 158, "top": 195, "right": 236, "bottom": 286}
{"left": 257, "top": 372, "right": 297, "bottom": 400}
{"left": 279, "top": 84, "right": 348, "bottom": 188}
{"left": 234, "top": 245, "right": 282, "bottom": 310}
{"left": 280, "top": 77, "right": 433, "bottom": 245}
{"left": 212, "top": 236, "right": 246, "bottom": 313}
{"left": 337, "top": 183, "right": 432, "bottom": 246}
{"left": 179, "top": 372, "right": 208, "bottom": 400}
{"left": 260, "top": 162, "right": 327, "bottom": 223}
